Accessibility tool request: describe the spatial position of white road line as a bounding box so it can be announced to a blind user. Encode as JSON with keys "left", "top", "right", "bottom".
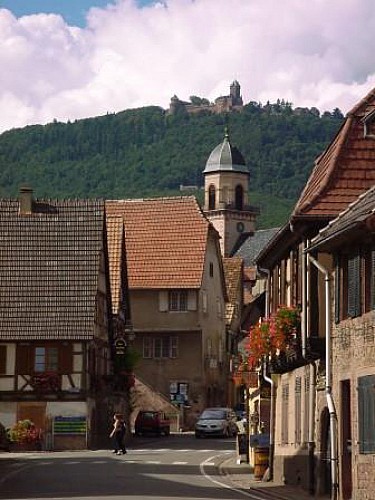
{"left": 172, "top": 461, "right": 188, "bottom": 465}
{"left": 199, "top": 453, "right": 266, "bottom": 499}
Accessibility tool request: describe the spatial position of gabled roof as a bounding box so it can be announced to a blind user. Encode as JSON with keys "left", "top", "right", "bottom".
{"left": 292, "top": 86, "right": 375, "bottom": 221}
{"left": 105, "top": 196, "right": 211, "bottom": 289}
{"left": 0, "top": 198, "right": 105, "bottom": 340}
{"left": 309, "top": 184, "right": 375, "bottom": 251}
{"left": 223, "top": 257, "right": 243, "bottom": 326}
{"left": 233, "top": 228, "right": 280, "bottom": 266}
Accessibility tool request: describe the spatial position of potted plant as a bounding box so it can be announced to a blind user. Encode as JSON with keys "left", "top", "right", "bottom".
{"left": 8, "top": 419, "right": 42, "bottom": 451}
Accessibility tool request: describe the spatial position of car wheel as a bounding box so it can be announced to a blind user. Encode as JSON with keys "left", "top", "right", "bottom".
{"left": 164, "top": 427, "right": 170, "bottom": 436}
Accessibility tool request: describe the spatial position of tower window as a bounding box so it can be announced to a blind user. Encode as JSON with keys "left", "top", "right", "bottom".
{"left": 208, "top": 185, "right": 216, "bottom": 210}
{"left": 235, "top": 185, "right": 244, "bottom": 210}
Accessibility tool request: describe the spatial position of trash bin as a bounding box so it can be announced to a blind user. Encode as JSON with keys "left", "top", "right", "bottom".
{"left": 254, "top": 446, "right": 269, "bottom": 480}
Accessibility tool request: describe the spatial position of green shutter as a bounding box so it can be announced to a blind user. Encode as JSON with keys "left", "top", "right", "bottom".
{"left": 334, "top": 256, "right": 340, "bottom": 324}
{"left": 371, "top": 250, "right": 375, "bottom": 310}
{"left": 347, "top": 253, "right": 361, "bottom": 318}
{"left": 358, "top": 375, "right": 375, "bottom": 453}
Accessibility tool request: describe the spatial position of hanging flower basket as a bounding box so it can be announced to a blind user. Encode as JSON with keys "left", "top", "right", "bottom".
{"left": 244, "top": 306, "right": 301, "bottom": 368}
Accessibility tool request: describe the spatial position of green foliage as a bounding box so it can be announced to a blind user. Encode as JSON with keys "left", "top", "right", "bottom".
{"left": 0, "top": 102, "right": 343, "bottom": 227}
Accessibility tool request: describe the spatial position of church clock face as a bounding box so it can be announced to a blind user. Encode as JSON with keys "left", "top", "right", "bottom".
{"left": 236, "top": 222, "right": 245, "bottom": 233}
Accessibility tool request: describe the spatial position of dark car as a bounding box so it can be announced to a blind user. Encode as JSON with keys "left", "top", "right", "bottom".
{"left": 134, "top": 411, "right": 171, "bottom": 436}
{"left": 195, "top": 407, "right": 238, "bottom": 438}
{"left": 0, "top": 422, "right": 9, "bottom": 451}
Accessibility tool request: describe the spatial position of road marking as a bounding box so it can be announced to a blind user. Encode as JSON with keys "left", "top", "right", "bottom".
{"left": 200, "top": 453, "right": 267, "bottom": 499}
{"left": 145, "top": 460, "right": 161, "bottom": 464}
{"left": 172, "top": 461, "right": 188, "bottom": 465}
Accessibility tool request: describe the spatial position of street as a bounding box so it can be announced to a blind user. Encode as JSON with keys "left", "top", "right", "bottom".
{"left": 0, "top": 434, "right": 260, "bottom": 500}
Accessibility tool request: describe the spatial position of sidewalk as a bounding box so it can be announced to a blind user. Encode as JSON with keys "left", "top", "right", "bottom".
{"left": 219, "top": 455, "right": 328, "bottom": 500}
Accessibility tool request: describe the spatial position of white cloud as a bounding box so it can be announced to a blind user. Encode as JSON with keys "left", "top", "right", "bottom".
{"left": 1, "top": 0, "right": 375, "bottom": 133}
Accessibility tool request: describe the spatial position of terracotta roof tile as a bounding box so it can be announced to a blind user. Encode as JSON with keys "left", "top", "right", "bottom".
{"left": 105, "top": 196, "right": 210, "bottom": 289}
{"left": 106, "top": 216, "right": 123, "bottom": 314}
{"left": 0, "top": 198, "right": 105, "bottom": 340}
{"left": 292, "top": 87, "right": 375, "bottom": 221}
{"left": 223, "top": 257, "right": 243, "bottom": 324}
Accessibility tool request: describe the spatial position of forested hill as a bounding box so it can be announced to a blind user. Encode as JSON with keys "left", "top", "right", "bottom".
{"left": 0, "top": 101, "right": 344, "bottom": 228}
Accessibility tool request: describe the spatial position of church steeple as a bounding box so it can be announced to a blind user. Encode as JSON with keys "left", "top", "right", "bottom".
{"left": 203, "top": 132, "right": 258, "bottom": 256}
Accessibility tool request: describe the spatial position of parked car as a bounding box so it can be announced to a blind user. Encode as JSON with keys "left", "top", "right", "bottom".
{"left": 134, "top": 411, "right": 171, "bottom": 436}
{"left": 195, "top": 407, "right": 238, "bottom": 438}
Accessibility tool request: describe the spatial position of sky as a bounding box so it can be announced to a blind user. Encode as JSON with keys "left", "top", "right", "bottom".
{"left": 1, "top": 0, "right": 375, "bottom": 134}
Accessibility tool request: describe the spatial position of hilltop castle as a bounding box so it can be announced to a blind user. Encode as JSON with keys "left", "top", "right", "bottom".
{"left": 168, "top": 80, "right": 244, "bottom": 115}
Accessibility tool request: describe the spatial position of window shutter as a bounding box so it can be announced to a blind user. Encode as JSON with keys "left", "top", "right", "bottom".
{"left": 334, "top": 257, "right": 340, "bottom": 323}
{"left": 358, "top": 375, "right": 375, "bottom": 453}
{"left": 371, "top": 250, "right": 375, "bottom": 310}
{"left": 0, "top": 345, "right": 6, "bottom": 374}
{"left": 347, "top": 253, "right": 361, "bottom": 318}
{"left": 16, "top": 344, "right": 32, "bottom": 374}
{"left": 59, "top": 343, "right": 73, "bottom": 373}
{"left": 187, "top": 290, "right": 197, "bottom": 311}
{"left": 159, "top": 291, "right": 168, "bottom": 312}
{"left": 202, "top": 291, "right": 208, "bottom": 313}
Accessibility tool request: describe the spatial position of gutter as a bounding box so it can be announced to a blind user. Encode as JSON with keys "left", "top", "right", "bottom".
{"left": 301, "top": 239, "right": 317, "bottom": 495}
{"left": 306, "top": 253, "right": 338, "bottom": 500}
{"left": 258, "top": 266, "right": 275, "bottom": 481}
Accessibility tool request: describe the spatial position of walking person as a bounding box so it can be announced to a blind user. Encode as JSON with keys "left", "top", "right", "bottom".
{"left": 110, "top": 413, "right": 127, "bottom": 455}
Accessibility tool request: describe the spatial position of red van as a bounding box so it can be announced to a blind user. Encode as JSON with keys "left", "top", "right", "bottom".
{"left": 134, "top": 411, "right": 171, "bottom": 436}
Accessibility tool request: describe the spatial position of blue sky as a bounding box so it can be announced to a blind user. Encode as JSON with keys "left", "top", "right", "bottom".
{"left": 1, "top": 0, "right": 375, "bottom": 133}
{"left": 0, "top": 0, "right": 152, "bottom": 27}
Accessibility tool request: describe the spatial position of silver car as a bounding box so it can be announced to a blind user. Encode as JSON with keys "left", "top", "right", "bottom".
{"left": 195, "top": 407, "right": 238, "bottom": 438}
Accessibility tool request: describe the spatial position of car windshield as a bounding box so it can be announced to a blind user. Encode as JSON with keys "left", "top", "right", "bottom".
{"left": 200, "top": 409, "right": 226, "bottom": 419}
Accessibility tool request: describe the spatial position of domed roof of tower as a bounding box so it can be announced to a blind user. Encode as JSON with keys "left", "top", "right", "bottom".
{"left": 203, "top": 131, "right": 249, "bottom": 175}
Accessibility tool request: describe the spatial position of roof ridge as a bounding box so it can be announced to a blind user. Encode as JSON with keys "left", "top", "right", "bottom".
{"left": 107, "top": 195, "right": 196, "bottom": 203}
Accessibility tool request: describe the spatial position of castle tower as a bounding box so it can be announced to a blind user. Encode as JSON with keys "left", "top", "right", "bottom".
{"left": 229, "top": 80, "right": 243, "bottom": 106}
{"left": 203, "top": 130, "right": 258, "bottom": 257}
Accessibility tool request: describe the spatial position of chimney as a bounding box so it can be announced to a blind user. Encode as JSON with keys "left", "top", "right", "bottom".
{"left": 19, "top": 186, "right": 33, "bottom": 215}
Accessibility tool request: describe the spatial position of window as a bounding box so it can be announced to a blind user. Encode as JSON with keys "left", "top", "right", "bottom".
{"left": 358, "top": 375, "right": 375, "bottom": 453}
{"left": 142, "top": 337, "right": 178, "bottom": 359}
{"left": 335, "top": 247, "right": 375, "bottom": 321}
{"left": 168, "top": 290, "right": 188, "bottom": 311}
{"left": 209, "top": 262, "right": 214, "bottom": 277}
{"left": 208, "top": 185, "right": 216, "bottom": 210}
{"left": 235, "top": 185, "right": 243, "bottom": 210}
{"left": 303, "top": 372, "right": 310, "bottom": 444}
{"left": 295, "top": 377, "right": 302, "bottom": 445}
{"left": 34, "top": 347, "right": 59, "bottom": 372}
{"left": 0, "top": 345, "right": 6, "bottom": 374}
{"left": 281, "top": 383, "right": 289, "bottom": 444}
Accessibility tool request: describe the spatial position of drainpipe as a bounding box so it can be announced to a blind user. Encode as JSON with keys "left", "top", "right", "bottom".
{"left": 263, "top": 361, "right": 275, "bottom": 481}
{"left": 306, "top": 254, "right": 338, "bottom": 500}
{"left": 258, "top": 266, "right": 274, "bottom": 481}
{"left": 302, "top": 240, "right": 317, "bottom": 495}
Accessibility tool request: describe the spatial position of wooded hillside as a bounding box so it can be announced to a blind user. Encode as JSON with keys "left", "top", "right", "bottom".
{"left": 0, "top": 101, "right": 344, "bottom": 228}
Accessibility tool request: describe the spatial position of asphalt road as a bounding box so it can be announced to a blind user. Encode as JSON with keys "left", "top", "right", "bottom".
{"left": 0, "top": 434, "right": 258, "bottom": 500}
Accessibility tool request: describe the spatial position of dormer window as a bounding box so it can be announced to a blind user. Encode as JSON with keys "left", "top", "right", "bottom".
{"left": 363, "top": 109, "right": 375, "bottom": 139}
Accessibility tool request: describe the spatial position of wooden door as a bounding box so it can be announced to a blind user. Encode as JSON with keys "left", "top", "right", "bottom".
{"left": 17, "top": 402, "right": 47, "bottom": 431}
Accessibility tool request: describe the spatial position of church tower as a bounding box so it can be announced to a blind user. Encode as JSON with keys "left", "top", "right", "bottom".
{"left": 203, "top": 130, "right": 258, "bottom": 257}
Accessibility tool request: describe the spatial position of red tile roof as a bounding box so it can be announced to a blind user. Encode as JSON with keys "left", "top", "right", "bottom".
{"left": 106, "top": 215, "right": 124, "bottom": 314}
{"left": 292, "top": 87, "right": 375, "bottom": 221}
{"left": 105, "top": 197, "right": 211, "bottom": 289}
